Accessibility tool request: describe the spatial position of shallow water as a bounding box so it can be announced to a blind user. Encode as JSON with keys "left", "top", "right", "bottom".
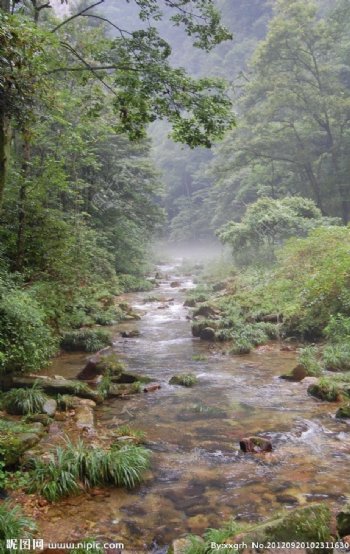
{"left": 42, "top": 263, "right": 350, "bottom": 552}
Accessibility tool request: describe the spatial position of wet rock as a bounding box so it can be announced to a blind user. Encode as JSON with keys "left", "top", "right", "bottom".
{"left": 280, "top": 364, "right": 307, "bottom": 382}
{"left": 120, "top": 329, "right": 140, "bottom": 338}
{"left": 239, "top": 436, "right": 273, "bottom": 453}
{"left": 143, "top": 383, "right": 161, "bottom": 393}
{"left": 336, "top": 404, "right": 350, "bottom": 419}
{"left": 75, "top": 405, "right": 95, "bottom": 432}
{"left": 212, "top": 281, "right": 227, "bottom": 292}
{"left": 77, "top": 350, "right": 121, "bottom": 380}
{"left": 337, "top": 504, "right": 350, "bottom": 537}
{"left": 25, "top": 414, "right": 52, "bottom": 426}
{"left": 170, "top": 281, "right": 181, "bottom": 288}
{"left": 169, "top": 537, "right": 203, "bottom": 554}
{"left": 199, "top": 327, "right": 216, "bottom": 341}
{"left": 158, "top": 304, "right": 169, "bottom": 309}
{"left": 108, "top": 383, "right": 141, "bottom": 397}
{"left": 42, "top": 398, "right": 57, "bottom": 416}
{"left": 183, "top": 299, "right": 196, "bottom": 308}
{"left": 3, "top": 375, "right": 103, "bottom": 403}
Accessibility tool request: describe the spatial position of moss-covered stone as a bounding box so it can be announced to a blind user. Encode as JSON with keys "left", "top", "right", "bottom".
{"left": 169, "top": 374, "right": 197, "bottom": 387}
{"left": 308, "top": 381, "right": 342, "bottom": 402}
{"left": 337, "top": 503, "right": 350, "bottom": 537}
{"left": 0, "top": 420, "right": 46, "bottom": 466}
{"left": 336, "top": 404, "right": 350, "bottom": 419}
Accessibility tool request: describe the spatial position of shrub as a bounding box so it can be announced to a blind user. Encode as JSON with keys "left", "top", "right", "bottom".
{"left": 60, "top": 329, "right": 111, "bottom": 352}
{"left": 3, "top": 384, "right": 47, "bottom": 415}
{"left": 322, "top": 343, "right": 350, "bottom": 372}
{"left": 324, "top": 314, "right": 350, "bottom": 343}
{"left": 297, "top": 346, "right": 322, "bottom": 376}
{"left": 0, "top": 503, "right": 36, "bottom": 553}
{"left": 0, "top": 286, "right": 57, "bottom": 374}
{"left": 118, "top": 274, "right": 153, "bottom": 292}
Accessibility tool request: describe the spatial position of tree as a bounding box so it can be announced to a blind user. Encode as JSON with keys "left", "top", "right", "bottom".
{"left": 217, "top": 196, "right": 339, "bottom": 265}
{"left": 210, "top": 0, "right": 350, "bottom": 225}
{"left": 0, "top": 0, "right": 236, "bottom": 205}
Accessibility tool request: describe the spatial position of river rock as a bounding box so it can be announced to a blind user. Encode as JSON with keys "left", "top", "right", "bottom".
{"left": 199, "top": 327, "right": 216, "bottom": 341}
{"left": 336, "top": 404, "right": 350, "bottom": 419}
{"left": 239, "top": 436, "right": 273, "bottom": 453}
{"left": 25, "top": 414, "right": 52, "bottom": 426}
{"left": 121, "top": 329, "right": 140, "bottom": 338}
{"left": 337, "top": 504, "right": 350, "bottom": 537}
{"left": 183, "top": 299, "right": 196, "bottom": 308}
{"left": 42, "top": 398, "right": 57, "bottom": 416}
{"left": 169, "top": 537, "right": 203, "bottom": 554}
{"left": 143, "top": 383, "right": 161, "bottom": 393}
{"left": 75, "top": 405, "right": 95, "bottom": 432}
{"left": 170, "top": 281, "right": 181, "bottom": 288}
{"left": 280, "top": 364, "right": 307, "bottom": 382}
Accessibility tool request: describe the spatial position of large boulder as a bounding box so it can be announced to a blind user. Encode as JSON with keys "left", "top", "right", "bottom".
{"left": 0, "top": 421, "right": 46, "bottom": 466}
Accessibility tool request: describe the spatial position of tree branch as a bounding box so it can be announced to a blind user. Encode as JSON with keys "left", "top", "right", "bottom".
{"left": 51, "top": 0, "right": 105, "bottom": 33}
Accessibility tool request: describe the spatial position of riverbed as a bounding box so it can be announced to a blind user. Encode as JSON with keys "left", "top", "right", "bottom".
{"left": 39, "top": 263, "right": 350, "bottom": 552}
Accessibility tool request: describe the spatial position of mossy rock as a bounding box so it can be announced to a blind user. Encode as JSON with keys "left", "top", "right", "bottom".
{"left": 280, "top": 364, "right": 308, "bottom": 382}
{"left": 192, "top": 320, "right": 218, "bottom": 338}
{"left": 183, "top": 299, "right": 196, "bottom": 308}
{"left": 169, "top": 374, "right": 197, "bottom": 387}
{"left": 336, "top": 404, "right": 350, "bottom": 419}
{"left": 308, "top": 381, "right": 342, "bottom": 402}
{"left": 0, "top": 421, "right": 45, "bottom": 466}
{"left": 337, "top": 503, "right": 350, "bottom": 537}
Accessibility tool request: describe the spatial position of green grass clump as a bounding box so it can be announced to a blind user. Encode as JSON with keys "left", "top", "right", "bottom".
{"left": 297, "top": 346, "right": 322, "bottom": 376}
{"left": 322, "top": 343, "right": 350, "bottom": 372}
{"left": 118, "top": 274, "right": 153, "bottom": 292}
{"left": 60, "top": 329, "right": 111, "bottom": 352}
{"left": 324, "top": 314, "right": 350, "bottom": 343}
{"left": 28, "top": 439, "right": 150, "bottom": 501}
{"left": 230, "top": 338, "right": 253, "bottom": 355}
{"left": 3, "top": 384, "right": 47, "bottom": 415}
{"left": 113, "top": 425, "right": 146, "bottom": 444}
{"left": 0, "top": 503, "right": 36, "bottom": 553}
{"left": 169, "top": 374, "right": 198, "bottom": 387}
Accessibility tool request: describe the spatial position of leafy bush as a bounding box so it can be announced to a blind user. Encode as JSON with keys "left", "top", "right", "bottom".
{"left": 0, "top": 503, "right": 36, "bottom": 553}
{"left": 322, "top": 343, "right": 350, "bottom": 372}
{"left": 118, "top": 274, "right": 153, "bottom": 292}
{"left": 297, "top": 346, "right": 322, "bottom": 376}
{"left": 325, "top": 314, "right": 350, "bottom": 343}
{"left": 60, "top": 329, "right": 111, "bottom": 352}
{"left": 3, "top": 384, "right": 47, "bottom": 415}
{"left": 0, "top": 285, "right": 57, "bottom": 374}
{"left": 28, "top": 439, "right": 150, "bottom": 501}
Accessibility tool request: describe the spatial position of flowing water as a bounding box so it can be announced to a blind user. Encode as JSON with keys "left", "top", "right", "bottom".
{"left": 41, "top": 263, "right": 350, "bottom": 552}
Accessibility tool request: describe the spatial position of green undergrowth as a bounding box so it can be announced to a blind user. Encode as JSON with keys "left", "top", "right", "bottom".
{"left": 27, "top": 438, "right": 150, "bottom": 501}
{"left": 60, "top": 329, "right": 112, "bottom": 352}
{"left": 0, "top": 503, "right": 36, "bottom": 554}
{"left": 187, "top": 227, "right": 350, "bottom": 362}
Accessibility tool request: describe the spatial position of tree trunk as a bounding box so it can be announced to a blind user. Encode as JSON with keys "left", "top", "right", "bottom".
{"left": 15, "top": 136, "right": 30, "bottom": 271}
{"left": 0, "top": 110, "right": 11, "bottom": 209}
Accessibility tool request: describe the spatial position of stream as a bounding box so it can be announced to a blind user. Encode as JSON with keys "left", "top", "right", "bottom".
{"left": 41, "top": 262, "right": 350, "bottom": 552}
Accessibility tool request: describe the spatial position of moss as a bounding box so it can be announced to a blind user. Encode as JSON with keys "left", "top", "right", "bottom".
{"left": 0, "top": 420, "right": 44, "bottom": 466}
{"left": 169, "top": 374, "right": 198, "bottom": 387}
{"left": 308, "top": 379, "right": 342, "bottom": 402}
